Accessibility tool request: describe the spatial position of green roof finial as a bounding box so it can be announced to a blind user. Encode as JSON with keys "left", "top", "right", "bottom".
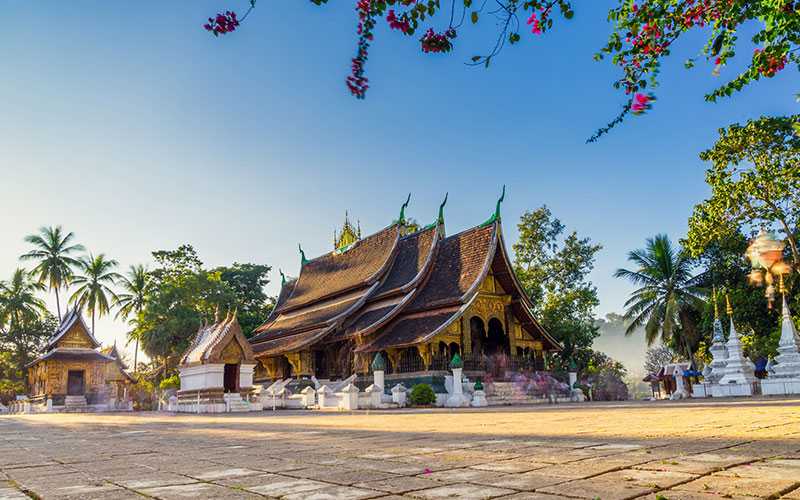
{"left": 298, "top": 243, "right": 308, "bottom": 266}
{"left": 437, "top": 192, "right": 448, "bottom": 225}
{"left": 371, "top": 352, "right": 386, "bottom": 371}
{"left": 481, "top": 185, "right": 506, "bottom": 227}
{"left": 449, "top": 352, "right": 463, "bottom": 369}
{"left": 399, "top": 193, "right": 411, "bottom": 224}
{"left": 279, "top": 269, "right": 286, "bottom": 286}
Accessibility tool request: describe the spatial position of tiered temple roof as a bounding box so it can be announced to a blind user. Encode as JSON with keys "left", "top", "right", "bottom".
{"left": 181, "top": 311, "right": 256, "bottom": 366}
{"left": 26, "top": 308, "right": 115, "bottom": 366}
{"left": 249, "top": 195, "right": 561, "bottom": 358}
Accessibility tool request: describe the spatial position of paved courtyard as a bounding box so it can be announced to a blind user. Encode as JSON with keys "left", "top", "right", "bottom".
{"left": 1, "top": 398, "right": 800, "bottom": 500}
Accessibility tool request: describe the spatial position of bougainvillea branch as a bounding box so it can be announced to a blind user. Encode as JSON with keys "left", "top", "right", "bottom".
{"left": 588, "top": 0, "right": 800, "bottom": 142}
{"left": 203, "top": 0, "right": 798, "bottom": 141}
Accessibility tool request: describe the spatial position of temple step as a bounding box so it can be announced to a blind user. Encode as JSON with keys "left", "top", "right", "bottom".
{"left": 64, "top": 396, "right": 88, "bottom": 407}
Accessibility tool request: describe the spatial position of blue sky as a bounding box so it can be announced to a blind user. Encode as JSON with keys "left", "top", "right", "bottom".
{"left": 1, "top": 1, "right": 795, "bottom": 360}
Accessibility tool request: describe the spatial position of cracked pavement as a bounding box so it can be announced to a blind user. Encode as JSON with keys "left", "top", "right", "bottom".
{"left": 1, "top": 398, "right": 800, "bottom": 499}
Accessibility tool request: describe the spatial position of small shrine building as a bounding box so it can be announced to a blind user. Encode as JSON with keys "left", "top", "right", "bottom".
{"left": 177, "top": 311, "right": 260, "bottom": 412}
{"left": 249, "top": 192, "right": 561, "bottom": 384}
{"left": 26, "top": 308, "right": 133, "bottom": 410}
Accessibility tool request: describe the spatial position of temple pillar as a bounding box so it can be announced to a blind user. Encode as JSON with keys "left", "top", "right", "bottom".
{"left": 285, "top": 351, "right": 313, "bottom": 377}
{"left": 418, "top": 343, "right": 432, "bottom": 370}
{"left": 385, "top": 349, "right": 401, "bottom": 372}
{"left": 354, "top": 352, "right": 370, "bottom": 374}
{"left": 462, "top": 317, "right": 473, "bottom": 355}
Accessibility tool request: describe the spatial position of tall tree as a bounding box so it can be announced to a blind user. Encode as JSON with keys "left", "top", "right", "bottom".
{"left": 69, "top": 254, "right": 121, "bottom": 335}
{"left": 212, "top": 263, "right": 274, "bottom": 338}
{"left": 686, "top": 115, "right": 800, "bottom": 267}
{"left": 614, "top": 234, "right": 705, "bottom": 360}
{"left": 513, "top": 206, "right": 602, "bottom": 369}
{"left": 114, "top": 264, "right": 151, "bottom": 370}
{"left": 133, "top": 245, "right": 234, "bottom": 373}
{"left": 20, "top": 226, "right": 84, "bottom": 320}
{"left": 0, "top": 270, "right": 55, "bottom": 391}
{"left": 0, "top": 269, "right": 47, "bottom": 334}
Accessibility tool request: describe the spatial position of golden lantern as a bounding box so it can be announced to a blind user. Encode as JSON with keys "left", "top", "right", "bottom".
{"left": 746, "top": 229, "right": 792, "bottom": 309}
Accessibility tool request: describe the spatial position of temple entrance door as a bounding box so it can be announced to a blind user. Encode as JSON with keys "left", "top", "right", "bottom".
{"left": 67, "top": 370, "right": 85, "bottom": 396}
{"left": 223, "top": 364, "right": 239, "bottom": 393}
{"left": 469, "top": 317, "right": 486, "bottom": 355}
{"left": 486, "top": 318, "right": 509, "bottom": 356}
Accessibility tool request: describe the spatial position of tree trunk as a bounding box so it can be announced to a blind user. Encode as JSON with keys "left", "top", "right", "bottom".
{"left": 133, "top": 338, "right": 139, "bottom": 372}
{"left": 55, "top": 288, "right": 61, "bottom": 321}
{"left": 92, "top": 311, "right": 96, "bottom": 336}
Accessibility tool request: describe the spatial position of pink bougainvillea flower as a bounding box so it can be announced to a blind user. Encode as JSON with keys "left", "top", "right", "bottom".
{"left": 204, "top": 11, "right": 239, "bottom": 36}
{"left": 423, "top": 468, "right": 432, "bottom": 474}
{"left": 526, "top": 13, "right": 541, "bottom": 35}
{"left": 631, "top": 93, "right": 653, "bottom": 115}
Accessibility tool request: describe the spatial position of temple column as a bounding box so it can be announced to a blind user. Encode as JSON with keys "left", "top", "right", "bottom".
{"left": 354, "top": 352, "right": 370, "bottom": 374}
{"left": 418, "top": 343, "right": 432, "bottom": 370}
{"left": 385, "top": 349, "right": 401, "bottom": 373}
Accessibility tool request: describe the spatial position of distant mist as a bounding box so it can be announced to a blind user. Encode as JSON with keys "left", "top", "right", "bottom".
{"left": 593, "top": 313, "right": 648, "bottom": 378}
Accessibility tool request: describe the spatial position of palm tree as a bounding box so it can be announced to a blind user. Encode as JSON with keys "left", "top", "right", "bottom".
{"left": 113, "top": 264, "right": 150, "bottom": 370}
{"left": 614, "top": 234, "right": 705, "bottom": 359}
{"left": 0, "top": 269, "right": 47, "bottom": 334}
{"left": 20, "top": 226, "right": 84, "bottom": 320}
{"left": 69, "top": 254, "right": 121, "bottom": 335}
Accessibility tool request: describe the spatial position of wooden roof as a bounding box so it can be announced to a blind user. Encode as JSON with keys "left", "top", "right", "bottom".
{"left": 46, "top": 308, "right": 101, "bottom": 351}
{"left": 250, "top": 208, "right": 561, "bottom": 357}
{"left": 181, "top": 312, "right": 256, "bottom": 366}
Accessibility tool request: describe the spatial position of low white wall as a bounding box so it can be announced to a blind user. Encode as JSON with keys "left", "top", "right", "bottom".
{"left": 179, "top": 364, "right": 224, "bottom": 391}
{"left": 762, "top": 379, "right": 800, "bottom": 396}
{"left": 239, "top": 364, "right": 255, "bottom": 390}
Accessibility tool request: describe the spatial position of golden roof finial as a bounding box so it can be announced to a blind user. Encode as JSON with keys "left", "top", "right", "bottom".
{"left": 713, "top": 286, "right": 719, "bottom": 319}
{"left": 725, "top": 293, "right": 733, "bottom": 316}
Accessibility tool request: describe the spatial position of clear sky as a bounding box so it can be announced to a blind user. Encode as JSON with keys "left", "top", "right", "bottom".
{"left": 1, "top": 1, "right": 795, "bottom": 363}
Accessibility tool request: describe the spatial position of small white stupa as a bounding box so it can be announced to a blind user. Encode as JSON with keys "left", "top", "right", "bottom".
{"left": 705, "top": 290, "right": 728, "bottom": 384}
{"left": 717, "top": 295, "right": 757, "bottom": 394}
{"left": 762, "top": 293, "right": 800, "bottom": 395}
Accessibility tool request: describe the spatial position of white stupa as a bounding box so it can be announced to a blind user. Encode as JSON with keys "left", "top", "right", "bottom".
{"left": 718, "top": 295, "right": 757, "bottom": 388}
{"left": 770, "top": 296, "right": 800, "bottom": 378}
{"left": 705, "top": 293, "right": 728, "bottom": 384}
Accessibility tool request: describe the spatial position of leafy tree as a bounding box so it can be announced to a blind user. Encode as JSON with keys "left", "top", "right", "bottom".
{"left": 614, "top": 234, "right": 705, "bottom": 360}
{"left": 213, "top": 263, "right": 274, "bottom": 337}
{"left": 513, "top": 206, "right": 602, "bottom": 369}
{"left": 114, "top": 264, "right": 151, "bottom": 370}
{"left": 0, "top": 270, "right": 57, "bottom": 393}
{"left": 686, "top": 115, "right": 800, "bottom": 267}
{"left": 133, "top": 245, "right": 235, "bottom": 373}
{"left": 69, "top": 254, "right": 122, "bottom": 334}
{"left": 20, "top": 226, "right": 84, "bottom": 320}
{"left": 0, "top": 269, "right": 47, "bottom": 332}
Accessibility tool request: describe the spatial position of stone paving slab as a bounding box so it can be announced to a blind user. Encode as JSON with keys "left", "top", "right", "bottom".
{"left": 2, "top": 398, "right": 800, "bottom": 499}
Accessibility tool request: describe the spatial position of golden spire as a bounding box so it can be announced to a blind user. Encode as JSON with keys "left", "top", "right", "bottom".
{"left": 713, "top": 286, "right": 719, "bottom": 319}
{"left": 725, "top": 293, "right": 733, "bottom": 316}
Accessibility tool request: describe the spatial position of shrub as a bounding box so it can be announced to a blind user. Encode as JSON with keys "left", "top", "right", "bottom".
{"left": 159, "top": 374, "right": 180, "bottom": 391}
{"left": 409, "top": 383, "right": 436, "bottom": 406}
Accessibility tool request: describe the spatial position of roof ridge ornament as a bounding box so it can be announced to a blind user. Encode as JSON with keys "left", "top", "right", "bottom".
{"left": 438, "top": 192, "right": 448, "bottom": 225}
{"left": 279, "top": 269, "right": 286, "bottom": 286}
{"left": 481, "top": 185, "right": 506, "bottom": 227}
{"left": 399, "top": 193, "right": 411, "bottom": 224}
{"left": 299, "top": 243, "right": 308, "bottom": 266}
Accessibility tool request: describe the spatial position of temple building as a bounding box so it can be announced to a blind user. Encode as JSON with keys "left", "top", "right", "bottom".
{"left": 177, "top": 311, "right": 261, "bottom": 412}
{"left": 26, "top": 308, "right": 133, "bottom": 411}
{"left": 249, "top": 191, "right": 561, "bottom": 385}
